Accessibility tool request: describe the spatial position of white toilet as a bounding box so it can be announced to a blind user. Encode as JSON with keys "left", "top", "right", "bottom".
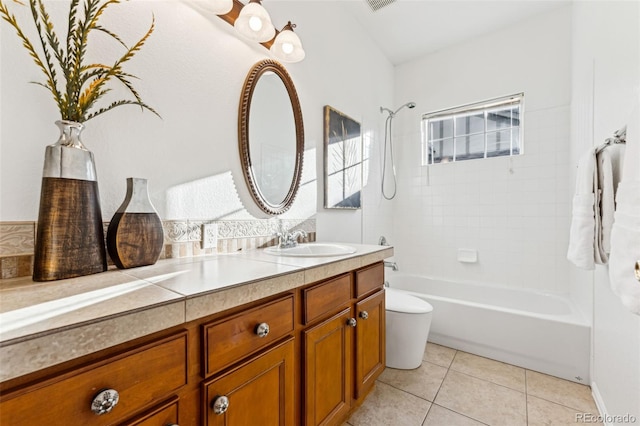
{"left": 385, "top": 287, "right": 433, "bottom": 369}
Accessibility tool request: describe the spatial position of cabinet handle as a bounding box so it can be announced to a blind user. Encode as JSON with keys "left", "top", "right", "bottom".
{"left": 166, "top": 424, "right": 179, "bottom": 426}
{"left": 255, "top": 322, "right": 270, "bottom": 338}
{"left": 212, "top": 395, "right": 230, "bottom": 415}
{"left": 635, "top": 260, "right": 639, "bottom": 282}
{"left": 359, "top": 311, "right": 369, "bottom": 320}
{"left": 346, "top": 318, "right": 357, "bottom": 327}
{"left": 90, "top": 389, "right": 120, "bottom": 415}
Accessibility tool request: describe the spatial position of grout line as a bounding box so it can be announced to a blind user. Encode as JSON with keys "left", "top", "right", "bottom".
{"left": 421, "top": 401, "right": 433, "bottom": 426}
{"left": 375, "top": 377, "right": 434, "bottom": 404}
{"left": 524, "top": 369, "right": 598, "bottom": 414}
{"left": 431, "top": 351, "right": 492, "bottom": 426}
{"left": 432, "top": 403, "right": 491, "bottom": 426}
{"left": 430, "top": 359, "right": 452, "bottom": 404}
{"left": 448, "top": 369, "right": 527, "bottom": 395}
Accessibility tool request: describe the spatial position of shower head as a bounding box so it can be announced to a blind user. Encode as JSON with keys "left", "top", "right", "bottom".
{"left": 380, "top": 102, "right": 416, "bottom": 117}
{"left": 394, "top": 102, "right": 416, "bottom": 114}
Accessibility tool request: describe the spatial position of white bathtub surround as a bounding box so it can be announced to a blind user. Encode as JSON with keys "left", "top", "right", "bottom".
{"left": 393, "top": 7, "right": 573, "bottom": 294}
{"left": 386, "top": 273, "right": 590, "bottom": 384}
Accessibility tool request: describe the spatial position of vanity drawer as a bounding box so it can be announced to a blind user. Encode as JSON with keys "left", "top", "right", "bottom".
{"left": 203, "top": 294, "right": 294, "bottom": 377}
{"left": 0, "top": 332, "right": 187, "bottom": 426}
{"left": 303, "top": 273, "right": 352, "bottom": 324}
{"left": 125, "top": 396, "right": 179, "bottom": 426}
{"left": 355, "top": 263, "right": 384, "bottom": 298}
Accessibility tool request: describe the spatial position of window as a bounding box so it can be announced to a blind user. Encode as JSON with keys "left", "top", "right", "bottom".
{"left": 422, "top": 94, "right": 523, "bottom": 165}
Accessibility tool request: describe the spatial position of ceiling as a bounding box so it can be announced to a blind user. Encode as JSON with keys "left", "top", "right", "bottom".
{"left": 341, "top": 0, "right": 570, "bottom": 65}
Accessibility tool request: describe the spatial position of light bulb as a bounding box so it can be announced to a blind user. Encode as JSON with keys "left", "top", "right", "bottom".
{"left": 270, "top": 22, "right": 305, "bottom": 63}
{"left": 249, "top": 16, "right": 263, "bottom": 32}
{"left": 282, "top": 43, "right": 294, "bottom": 54}
{"left": 234, "top": 1, "right": 275, "bottom": 42}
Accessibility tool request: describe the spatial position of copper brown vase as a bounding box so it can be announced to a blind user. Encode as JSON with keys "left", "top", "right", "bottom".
{"left": 107, "top": 178, "right": 164, "bottom": 269}
{"left": 33, "top": 121, "right": 107, "bottom": 281}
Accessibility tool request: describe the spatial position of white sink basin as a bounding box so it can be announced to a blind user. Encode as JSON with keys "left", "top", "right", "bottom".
{"left": 263, "top": 243, "right": 356, "bottom": 257}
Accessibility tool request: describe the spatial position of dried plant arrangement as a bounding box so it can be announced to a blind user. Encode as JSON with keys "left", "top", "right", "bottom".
{"left": 0, "top": 0, "right": 160, "bottom": 122}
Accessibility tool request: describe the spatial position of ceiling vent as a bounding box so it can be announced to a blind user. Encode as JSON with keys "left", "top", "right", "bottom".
{"left": 365, "top": 0, "right": 396, "bottom": 12}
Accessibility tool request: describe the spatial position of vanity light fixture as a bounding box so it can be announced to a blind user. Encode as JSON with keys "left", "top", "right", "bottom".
{"left": 270, "top": 21, "right": 305, "bottom": 63}
{"left": 208, "top": 0, "right": 233, "bottom": 15}
{"left": 234, "top": 0, "right": 275, "bottom": 43}
{"left": 214, "top": 0, "right": 306, "bottom": 62}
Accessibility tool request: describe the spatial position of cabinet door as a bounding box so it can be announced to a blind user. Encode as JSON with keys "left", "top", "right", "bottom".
{"left": 202, "top": 338, "right": 295, "bottom": 426}
{"left": 355, "top": 290, "right": 386, "bottom": 399}
{"left": 303, "top": 308, "right": 353, "bottom": 426}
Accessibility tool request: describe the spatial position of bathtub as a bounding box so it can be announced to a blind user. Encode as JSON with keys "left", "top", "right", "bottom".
{"left": 386, "top": 273, "right": 591, "bottom": 384}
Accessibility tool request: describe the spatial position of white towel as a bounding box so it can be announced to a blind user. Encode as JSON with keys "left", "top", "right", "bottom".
{"left": 596, "top": 143, "right": 626, "bottom": 256}
{"left": 567, "top": 148, "right": 597, "bottom": 270}
{"left": 608, "top": 180, "right": 640, "bottom": 315}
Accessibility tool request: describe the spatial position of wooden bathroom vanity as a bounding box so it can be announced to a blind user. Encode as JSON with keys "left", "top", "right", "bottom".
{"left": 0, "top": 244, "right": 391, "bottom": 425}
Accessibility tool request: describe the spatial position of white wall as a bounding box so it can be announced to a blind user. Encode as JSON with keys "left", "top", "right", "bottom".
{"left": 391, "top": 7, "right": 573, "bottom": 293}
{"left": 571, "top": 1, "right": 640, "bottom": 420}
{"left": 0, "top": 0, "right": 394, "bottom": 239}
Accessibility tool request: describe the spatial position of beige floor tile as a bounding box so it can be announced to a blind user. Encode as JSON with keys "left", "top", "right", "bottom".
{"left": 378, "top": 361, "right": 448, "bottom": 401}
{"left": 450, "top": 351, "right": 526, "bottom": 392}
{"left": 526, "top": 370, "right": 598, "bottom": 413}
{"left": 348, "top": 381, "right": 431, "bottom": 426}
{"left": 527, "top": 395, "right": 603, "bottom": 426}
{"left": 423, "top": 404, "right": 487, "bottom": 426}
{"left": 424, "top": 342, "right": 457, "bottom": 368}
{"left": 435, "top": 370, "right": 527, "bottom": 426}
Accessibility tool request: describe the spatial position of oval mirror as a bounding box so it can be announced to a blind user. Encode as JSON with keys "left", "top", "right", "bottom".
{"left": 239, "top": 59, "right": 304, "bottom": 216}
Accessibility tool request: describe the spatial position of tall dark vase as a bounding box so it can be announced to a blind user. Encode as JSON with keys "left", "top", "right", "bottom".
{"left": 107, "top": 178, "right": 164, "bottom": 269}
{"left": 33, "top": 120, "right": 107, "bottom": 281}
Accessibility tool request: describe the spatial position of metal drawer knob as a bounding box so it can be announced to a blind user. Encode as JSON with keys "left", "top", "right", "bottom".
{"left": 635, "top": 260, "right": 640, "bottom": 282}
{"left": 346, "top": 318, "right": 357, "bottom": 327}
{"left": 255, "top": 322, "right": 270, "bottom": 338}
{"left": 91, "top": 389, "right": 120, "bottom": 415}
{"left": 212, "top": 395, "right": 230, "bottom": 415}
{"left": 359, "top": 311, "right": 369, "bottom": 320}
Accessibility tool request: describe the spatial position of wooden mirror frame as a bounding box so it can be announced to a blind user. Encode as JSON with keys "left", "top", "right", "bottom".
{"left": 238, "top": 59, "right": 304, "bottom": 216}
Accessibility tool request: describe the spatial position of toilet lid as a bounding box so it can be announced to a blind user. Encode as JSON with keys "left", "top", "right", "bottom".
{"left": 386, "top": 288, "right": 433, "bottom": 314}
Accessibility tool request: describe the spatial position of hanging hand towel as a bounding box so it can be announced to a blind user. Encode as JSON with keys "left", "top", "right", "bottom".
{"left": 596, "top": 142, "right": 626, "bottom": 257}
{"left": 567, "top": 148, "right": 597, "bottom": 270}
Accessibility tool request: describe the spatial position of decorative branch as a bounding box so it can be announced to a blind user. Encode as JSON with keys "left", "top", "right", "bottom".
{"left": 0, "top": 0, "right": 160, "bottom": 123}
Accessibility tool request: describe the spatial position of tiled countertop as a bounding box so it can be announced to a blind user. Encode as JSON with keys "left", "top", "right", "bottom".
{"left": 0, "top": 243, "right": 393, "bottom": 382}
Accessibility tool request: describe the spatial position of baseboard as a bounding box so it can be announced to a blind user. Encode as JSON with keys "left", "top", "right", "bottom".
{"left": 591, "top": 381, "right": 609, "bottom": 425}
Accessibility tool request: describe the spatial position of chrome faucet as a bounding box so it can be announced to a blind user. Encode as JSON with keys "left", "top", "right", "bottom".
{"left": 276, "top": 229, "right": 308, "bottom": 249}
{"left": 384, "top": 261, "right": 398, "bottom": 271}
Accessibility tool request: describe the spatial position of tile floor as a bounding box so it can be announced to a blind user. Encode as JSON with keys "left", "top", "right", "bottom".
{"left": 346, "top": 343, "right": 601, "bottom": 426}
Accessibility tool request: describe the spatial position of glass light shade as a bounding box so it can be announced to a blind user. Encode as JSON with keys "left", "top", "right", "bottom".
{"left": 234, "top": 1, "right": 275, "bottom": 42}
{"left": 270, "top": 28, "right": 305, "bottom": 63}
{"left": 208, "top": 0, "right": 233, "bottom": 15}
